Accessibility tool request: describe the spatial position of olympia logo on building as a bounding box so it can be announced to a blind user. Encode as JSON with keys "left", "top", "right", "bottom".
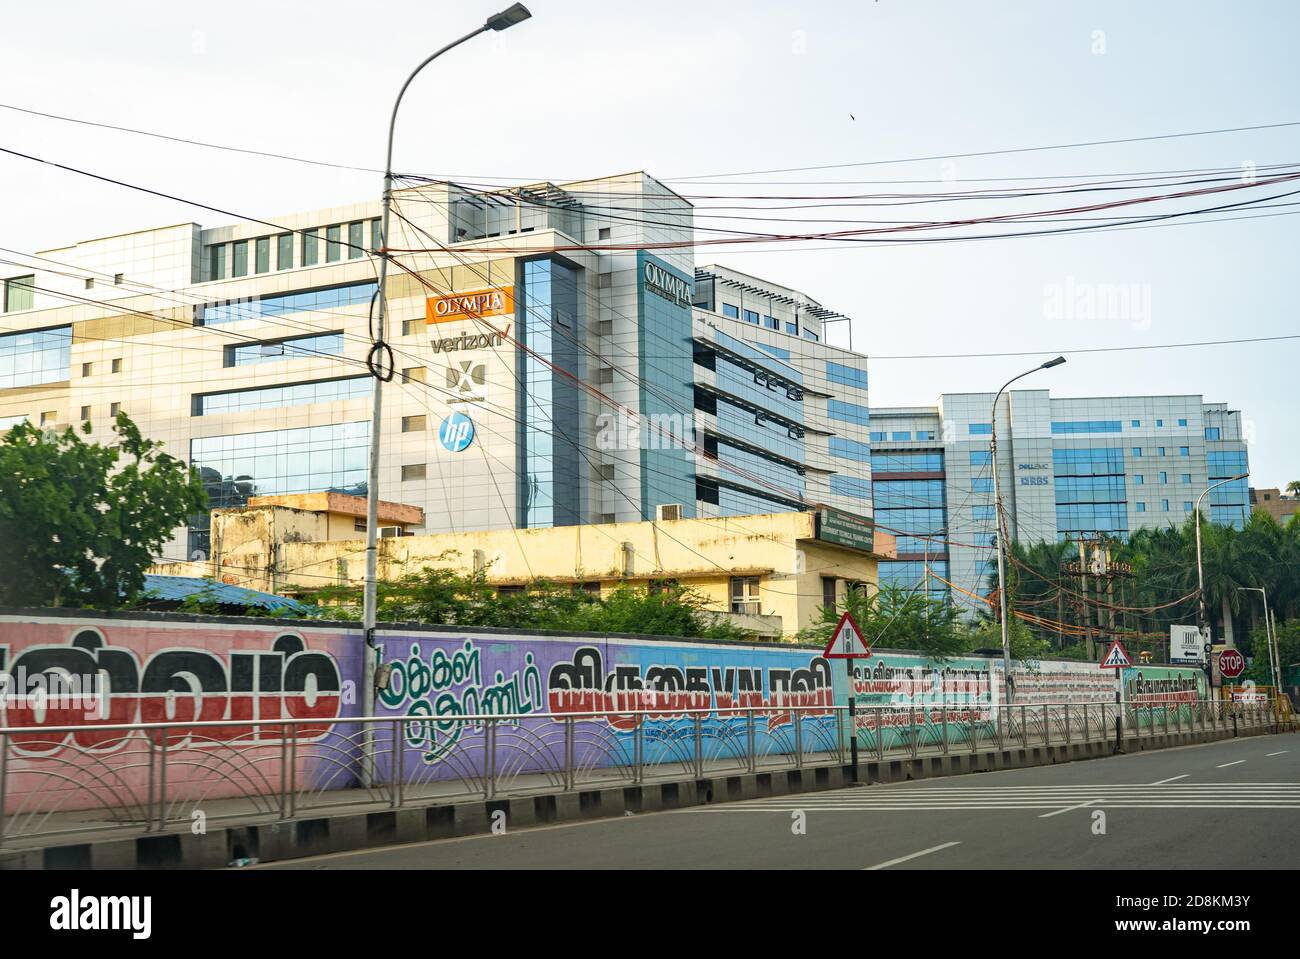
{"left": 426, "top": 287, "right": 515, "bottom": 324}
{"left": 439, "top": 413, "right": 475, "bottom": 452}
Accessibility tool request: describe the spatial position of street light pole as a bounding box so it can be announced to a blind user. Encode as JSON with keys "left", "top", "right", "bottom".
{"left": 360, "top": 5, "right": 533, "bottom": 741}
{"left": 1193, "top": 472, "right": 1250, "bottom": 641}
{"left": 991, "top": 356, "right": 1066, "bottom": 705}
{"left": 1192, "top": 471, "right": 1249, "bottom": 702}
{"left": 1237, "top": 586, "right": 1279, "bottom": 690}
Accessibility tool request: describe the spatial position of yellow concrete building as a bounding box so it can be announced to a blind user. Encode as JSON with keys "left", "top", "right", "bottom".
{"left": 153, "top": 498, "right": 894, "bottom": 640}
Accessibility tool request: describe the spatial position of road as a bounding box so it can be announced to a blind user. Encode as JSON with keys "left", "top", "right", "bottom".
{"left": 257, "top": 732, "right": 1300, "bottom": 870}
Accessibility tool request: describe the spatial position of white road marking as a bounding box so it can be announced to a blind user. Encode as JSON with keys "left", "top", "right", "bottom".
{"left": 1039, "top": 798, "right": 1102, "bottom": 818}
{"left": 1267, "top": 751, "right": 1289, "bottom": 757}
{"left": 1152, "top": 774, "right": 1189, "bottom": 785}
{"left": 1217, "top": 760, "right": 1247, "bottom": 768}
{"left": 865, "top": 841, "right": 961, "bottom": 870}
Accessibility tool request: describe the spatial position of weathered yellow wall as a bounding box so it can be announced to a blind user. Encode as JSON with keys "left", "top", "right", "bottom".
{"left": 182, "top": 509, "right": 884, "bottom": 639}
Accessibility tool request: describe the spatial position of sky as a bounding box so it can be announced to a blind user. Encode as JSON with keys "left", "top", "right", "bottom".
{"left": 1, "top": 0, "right": 1296, "bottom": 486}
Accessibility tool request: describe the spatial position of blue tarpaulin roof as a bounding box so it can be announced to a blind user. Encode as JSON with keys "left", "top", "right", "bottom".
{"left": 141, "top": 575, "right": 309, "bottom": 613}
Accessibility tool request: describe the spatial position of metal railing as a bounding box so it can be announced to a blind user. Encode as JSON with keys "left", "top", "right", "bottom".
{"left": 0, "top": 698, "right": 1278, "bottom": 849}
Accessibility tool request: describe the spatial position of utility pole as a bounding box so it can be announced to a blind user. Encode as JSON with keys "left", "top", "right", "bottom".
{"left": 359, "top": 5, "right": 533, "bottom": 780}
{"left": 1193, "top": 472, "right": 1249, "bottom": 694}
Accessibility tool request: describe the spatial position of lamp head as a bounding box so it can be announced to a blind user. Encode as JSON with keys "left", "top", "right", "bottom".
{"left": 486, "top": 3, "right": 532, "bottom": 30}
{"left": 1041, "top": 356, "right": 1067, "bottom": 369}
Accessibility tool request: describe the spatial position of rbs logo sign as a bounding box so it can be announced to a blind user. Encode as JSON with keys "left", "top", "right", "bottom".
{"left": 439, "top": 413, "right": 475, "bottom": 453}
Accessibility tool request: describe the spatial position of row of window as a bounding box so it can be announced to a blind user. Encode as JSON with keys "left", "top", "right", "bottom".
{"left": 826, "top": 361, "right": 868, "bottom": 391}
{"left": 0, "top": 325, "right": 71, "bottom": 389}
{"left": 205, "top": 220, "right": 381, "bottom": 281}
{"left": 719, "top": 303, "right": 820, "bottom": 340}
{"left": 197, "top": 280, "right": 377, "bottom": 327}
{"left": 827, "top": 398, "right": 871, "bottom": 427}
{"left": 224, "top": 332, "right": 344, "bottom": 367}
{"left": 872, "top": 450, "right": 944, "bottom": 473}
{"left": 1135, "top": 501, "right": 1194, "bottom": 514}
{"left": 870, "top": 430, "right": 936, "bottom": 442}
{"left": 1131, "top": 446, "right": 1190, "bottom": 457}
{"left": 192, "top": 375, "right": 371, "bottom": 416}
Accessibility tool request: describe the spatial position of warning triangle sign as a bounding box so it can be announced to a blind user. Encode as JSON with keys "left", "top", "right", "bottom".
{"left": 824, "top": 611, "right": 871, "bottom": 659}
{"left": 1099, "top": 640, "right": 1133, "bottom": 669}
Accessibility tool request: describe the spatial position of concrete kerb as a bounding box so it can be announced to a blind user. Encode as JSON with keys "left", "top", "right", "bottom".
{"left": 1, "top": 723, "right": 1280, "bottom": 870}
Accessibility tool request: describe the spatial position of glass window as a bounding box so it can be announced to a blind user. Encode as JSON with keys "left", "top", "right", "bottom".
{"left": 1180, "top": 446, "right": 1190, "bottom": 456}
{"left": 827, "top": 399, "right": 871, "bottom": 427}
{"left": 1051, "top": 420, "right": 1123, "bottom": 434}
{"left": 194, "top": 375, "right": 371, "bottom": 415}
{"left": 871, "top": 450, "right": 943, "bottom": 473}
{"left": 277, "top": 234, "right": 293, "bottom": 270}
{"left": 303, "top": 229, "right": 319, "bottom": 266}
{"left": 916, "top": 430, "right": 936, "bottom": 441}
{"left": 1132, "top": 447, "right": 1142, "bottom": 457}
{"left": 742, "top": 309, "right": 760, "bottom": 325}
{"left": 972, "top": 478, "right": 993, "bottom": 492}
{"left": 830, "top": 436, "right": 871, "bottom": 462}
{"left": 891, "top": 431, "right": 911, "bottom": 441}
{"left": 1181, "top": 473, "right": 1191, "bottom": 484}
{"left": 785, "top": 321, "right": 798, "bottom": 335}
{"left": 1178, "top": 418, "right": 1188, "bottom": 427}
{"left": 402, "top": 415, "right": 427, "bottom": 433}
{"left": 869, "top": 431, "right": 887, "bottom": 442}
{"left": 829, "top": 475, "right": 871, "bottom": 500}
{"left": 255, "top": 237, "right": 270, "bottom": 274}
{"left": 1162, "top": 499, "right": 1170, "bottom": 511}
{"left": 232, "top": 240, "right": 249, "bottom": 278}
{"left": 729, "top": 576, "right": 761, "bottom": 614}
{"left": 1131, "top": 420, "right": 1140, "bottom": 427}
{"left": 970, "top": 451, "right": 992, "bottom": 466}
{"left": 826, "top": 361, "right": 869, "bottom": 390}
{"left": 224, "top": 332, "right": 344, "bottom": 367}
{"left": 1136, "top": 502, "right": 1146, "bottom": 513}
{"left": 1134, "top": 474, "right": 1144, "bottom": 485}
{"left": 1184, "top": 502, "right": 1193, "bottom": 512}
{"left": 3, "top": 274, "right": 35, "bottom": 312}
{"left": 326, "top": 225, "right": 342, "bottom": 262}
{"left": 198, "top": 280, "right": 377, "bottom": 326}
{"left": 764, "top": 315, "right": 778, "bottom": 330}
{"left": 1204, "top": 426, "right": 1221, "bottom": 440}
{"left": 348, "top": 221, "right": 364, "bottom": 260}
{"left": 0, "top": 325, "right": 71, "bottom": 388}
{"left": 1156, "top": 419, "right": 1164, "bottom": 427}
{"left": 1159, "top": 471, "right": 1167, "bottom": 483}
{"left": 1157, "top": 447, "right": 1166, "bottom": 456}
{"left": 371, "top": 219, "right": 382, "bottom": 251}
{"left": 969, "top": 423, "right": 992, "bottom": 435}
{"left": 208, "top": 245, "right": 227, "bottom": 280}
{"left": 722, "top": 304, "right": 739, "bottom": 319}
{"left": 973, "top": 505, "right": 996, "bottom": 520}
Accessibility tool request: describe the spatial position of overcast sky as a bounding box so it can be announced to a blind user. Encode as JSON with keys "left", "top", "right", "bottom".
{"left": 1, "top": 0, "right": 1296, "bottom": 486}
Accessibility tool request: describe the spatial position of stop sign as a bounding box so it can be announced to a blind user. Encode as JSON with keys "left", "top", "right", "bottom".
{"left": 1218, "top": 648, "right": 1246, "bottom": 679}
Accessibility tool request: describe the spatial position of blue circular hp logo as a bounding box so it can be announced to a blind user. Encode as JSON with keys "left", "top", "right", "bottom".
{"left": 438, "top": 413, "right": 475, "bottom": 452}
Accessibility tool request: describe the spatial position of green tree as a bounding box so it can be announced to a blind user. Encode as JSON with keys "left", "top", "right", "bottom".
{"left": 1287, "top": 481, "right": 1300, "bottom": 497}
{"left": 0, "top": 414, "right": 206, "bottom": 609}
{"left": 799, "top": 583, "right": 970, "bottom": 661}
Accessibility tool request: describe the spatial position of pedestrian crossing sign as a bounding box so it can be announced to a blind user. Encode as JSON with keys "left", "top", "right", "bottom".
{"left": 824, "top": 612, "right": 871, "bottom": 659}
{"left": 1099, "top": 640, "right": 1133, "bottom": 669}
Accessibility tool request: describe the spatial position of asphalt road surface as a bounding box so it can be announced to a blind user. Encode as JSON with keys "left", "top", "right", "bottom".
{"left": 257, "top": 732, "right": 1300, "bottom": 870}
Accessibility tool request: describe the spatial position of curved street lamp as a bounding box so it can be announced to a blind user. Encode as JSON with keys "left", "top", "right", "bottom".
{"left": 991, "top": 356, "right": 1066, "bottom": 704}
{"left": 361, "top": 3, "right": 533, "bottom": 736}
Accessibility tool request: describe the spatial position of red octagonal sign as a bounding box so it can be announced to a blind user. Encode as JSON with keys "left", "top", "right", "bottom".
{"left": 1218, "top": 648, "right": 1246, "bottom": 679}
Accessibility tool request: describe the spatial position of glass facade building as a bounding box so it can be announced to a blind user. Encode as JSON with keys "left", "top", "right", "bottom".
{"left": 518, "top": 257, "right": 583, "bottom": 529}
{"left": 871, "top": 391, "right": 1251, "bottom": 616}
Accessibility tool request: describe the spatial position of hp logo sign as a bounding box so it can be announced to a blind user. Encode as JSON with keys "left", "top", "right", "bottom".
{"left": 438, "top": 413, "right": 475, "bottom": 453}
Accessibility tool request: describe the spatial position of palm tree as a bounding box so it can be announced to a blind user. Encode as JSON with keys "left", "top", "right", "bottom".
{"left": 1287, "top": 480, "right": 1300, "bottom": 497}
